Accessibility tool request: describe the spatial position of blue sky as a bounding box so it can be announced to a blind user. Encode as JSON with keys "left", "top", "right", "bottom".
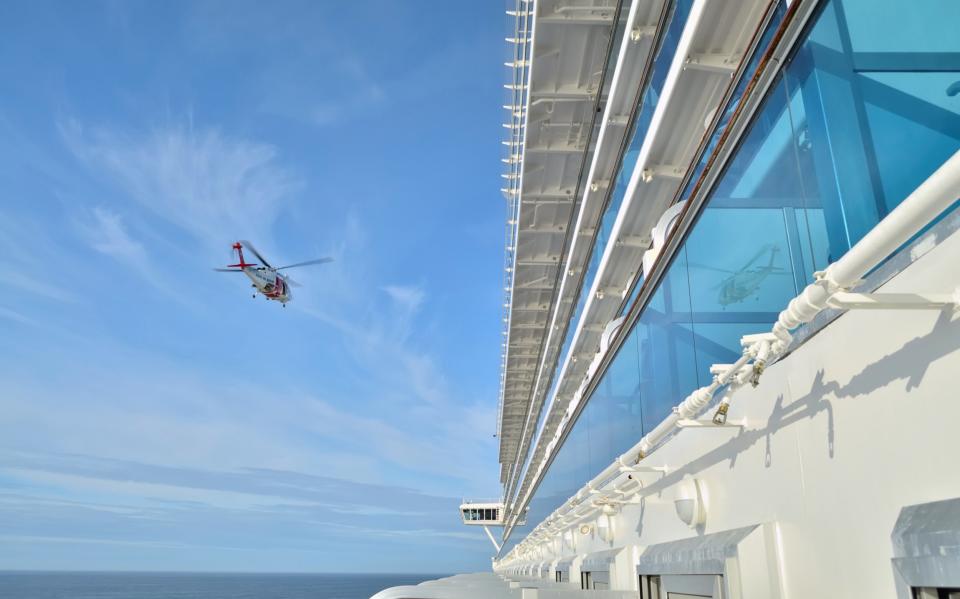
{"left": 0, "top": 1, "right": 507, "bottom": 573}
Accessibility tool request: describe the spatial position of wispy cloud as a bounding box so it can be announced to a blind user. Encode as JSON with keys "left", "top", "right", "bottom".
{"left": 0, "top": 450, "right": 488, "bottom": 561}
{"left": 290, "top": 218, "right": 497, "bottom": 471}
{"left": 310, "top": 57, "right": 386, "bottom": 127}
{"left": 0, "top": 535, "right": 201, "bottom": 550}
{"left": 0, "top": 305, "right": 38, "bottom": 326}
{"left": 61, "top": 120, "right": 301, "bottom": 245}
{"left": 1, "top": 334, "right": 492, "bottom": 496}
{"left": 76, "top": 206, "right": 196, "bottom": 306}
{"left": 83, "top": 207, "right": 147, "bottom": 263}
{"left": 383, "top": 284, "right": 425, "bottom": 313}
{"left": 86, "top": 207, "right": 146, "bottom": 263}
{"left": 0, "top": 215, "right": 75, "bottom": 303}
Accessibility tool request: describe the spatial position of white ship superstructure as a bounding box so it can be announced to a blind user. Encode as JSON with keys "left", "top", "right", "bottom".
{"left": 375, "top": 0, "right": 960, "bottom": 597}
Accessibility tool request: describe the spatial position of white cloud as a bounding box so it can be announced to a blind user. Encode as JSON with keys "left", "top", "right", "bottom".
{"left": 0, "top": 216, "right": 75, "bottom": 303}
{"left": 0, "top": 449, "right": 490, "bottom": 557}
{"left": 0, "top": 535, "right": 199, "bottom": 550}
{"left": 318, "top": 57, "right": 385, "bottom": 121}
{"left": 383, "top": 284, "right": 425, "bottom": 313}
{"left": 76, "top": 206, "right": 196, "bottom": 306}
{"left": 311, "top": 103, "right": 343, "bottom": 127}
{"left": 304, "top": 57, "right": 385, "bottom": 127}
{"left": 61, "top": 120, "right": 301, "bottom": 245}
{"left": 302, "top": 521, "right": 480, "bottom": 541}
{"left": 83, "top": 207, "right": 147, "bottom": 265}
{"left": 0, "top": 305, "right": 38, "bottom": 326}
{"left": 0, "top": 340, "right": 495, "bottom": 496}
{"left": 287, "top": 219, "right": 498, "bottom": 490}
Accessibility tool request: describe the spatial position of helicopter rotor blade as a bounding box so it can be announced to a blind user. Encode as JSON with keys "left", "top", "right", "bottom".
{"left": 238, "top": 240, "right": 273, "bottom": 268}
{"left": 280, "top": 274, "right": 303, "bottom": 288}
{"left": 276, "top": 257, "right": 334, "bottom": 270}
{"left": 687, "top": 262, "right": 736, "bottom": 274}
{"left": 213, "top": 268, "right": 245, "bottom": 272}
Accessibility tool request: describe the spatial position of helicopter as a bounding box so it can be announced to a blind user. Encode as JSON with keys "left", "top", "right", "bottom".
{"left": 214, "top": 240, "right": 332, "bottom": 306}
{"left": 691, "top": 244, "right": 788, "bottom": 307}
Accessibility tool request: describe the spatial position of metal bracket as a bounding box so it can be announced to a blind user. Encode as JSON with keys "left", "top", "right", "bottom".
{"left": 618, "top": 465, "right": 669, "bottom": 474}
{"left": 741, "top": 332, "right": 778, "bottom": 346}
{"left": 595, "top": 496, "right": 644, "bottom": 507}
{"left": 616, "top": 235, "right": 652, "bottom": 248}
{"left": 826, "top": 291, "right": 958, "bottom": 310}
{"left": 630, "top": 25, "right": 656, "bottom": 42}
{"left": 684, "top": 52, "right": 741, "bottom": 74}
{"left": 677, "top": 418, "right": 746, "bottom": 429}
{"left": 590, "top": 179, "right": 610, "bottom": 191}
{"left": 641, "top": 164, "right": 685, "bottom": 182}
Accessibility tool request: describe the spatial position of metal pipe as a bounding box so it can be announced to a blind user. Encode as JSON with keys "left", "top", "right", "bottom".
{"left": 773, "top": 149, "right": 960, "bottom": 341}
{"left": 827, "top": 150, "right": 960, "bottom": 287}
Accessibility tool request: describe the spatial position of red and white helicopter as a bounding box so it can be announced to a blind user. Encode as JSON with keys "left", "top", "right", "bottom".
{"left": 215, "top": 240, "right": 332, "bottom": 306}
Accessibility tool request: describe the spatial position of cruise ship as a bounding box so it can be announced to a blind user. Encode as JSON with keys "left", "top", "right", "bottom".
{"left": 375, "top": 0, "right": 960, "bottom": 597}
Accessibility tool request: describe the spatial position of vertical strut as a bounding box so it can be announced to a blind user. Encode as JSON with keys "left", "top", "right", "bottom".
{"left": 483, "top": 526, "right": 502, "bottom": 553}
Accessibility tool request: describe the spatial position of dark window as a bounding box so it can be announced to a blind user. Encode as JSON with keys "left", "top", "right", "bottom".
{"left": 640, "top": 575, "right": 662, "bottom": 599}
{"left": 913, "top": 588, "right": 960, "bottom": 599}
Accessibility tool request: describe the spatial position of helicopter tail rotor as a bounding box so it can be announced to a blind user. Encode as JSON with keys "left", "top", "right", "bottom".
{"left": 238, "top": 240, "right": 272, "bottom": 269}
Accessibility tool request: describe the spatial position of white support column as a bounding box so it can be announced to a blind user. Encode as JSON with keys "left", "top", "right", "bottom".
{"left": 484, "top": 526, "right": 503, "bottom": 553}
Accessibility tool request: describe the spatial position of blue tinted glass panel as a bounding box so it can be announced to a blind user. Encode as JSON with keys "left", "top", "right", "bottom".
{"left": 507, "top": 0, "right": 960, "bottom": 553}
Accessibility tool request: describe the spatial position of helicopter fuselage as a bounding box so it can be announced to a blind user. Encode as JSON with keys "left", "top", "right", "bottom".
{"left": 243, "top": 267, "right": 290, "bottom": 303}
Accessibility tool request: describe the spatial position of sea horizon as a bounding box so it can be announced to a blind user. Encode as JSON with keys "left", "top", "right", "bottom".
{"left": 0, "top": 571, "right": 452, "bottom": 599}
{"left": 0, "top": 570, "right": 456, "bottom": 575}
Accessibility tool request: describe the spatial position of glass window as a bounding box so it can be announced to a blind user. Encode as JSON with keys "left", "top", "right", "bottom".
{"left": 640, "top": 575, "right": 663, "bottom": 599}
{"left": 506, "top": 0, "right": 960, "bottom": 556}
{"left": 912, "top": 588, "right": 960, "bottom": 599}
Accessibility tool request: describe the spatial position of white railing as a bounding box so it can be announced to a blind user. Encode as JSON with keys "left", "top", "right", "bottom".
{"left": 496, "top": 0, "right": 535, "bottom": 443}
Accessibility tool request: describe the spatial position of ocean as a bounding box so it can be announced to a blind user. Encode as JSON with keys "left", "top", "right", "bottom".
{"left": 0, "top": 572, "right": 447, "bottom": 599}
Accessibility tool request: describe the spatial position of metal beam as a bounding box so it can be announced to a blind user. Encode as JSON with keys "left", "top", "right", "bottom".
{"left": 525, "top": 144, "right": 586, "bottom": 155}
{"left": 521, "top": 223, "right": 567, "bottom": 234}
{"left": 530, "top": 87, "right": 593, "bottom": 100}
{"left": 539, "top": 15, "right": 614, "bottom": 26}
{"left": 512, "top": 282, "right": 558, "bottom": 291}
{"left": 510, "top": 306, "right": 551, "bottom": 314}
{"left": 516, "top": 257, "right": 562, "bottom": 266}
